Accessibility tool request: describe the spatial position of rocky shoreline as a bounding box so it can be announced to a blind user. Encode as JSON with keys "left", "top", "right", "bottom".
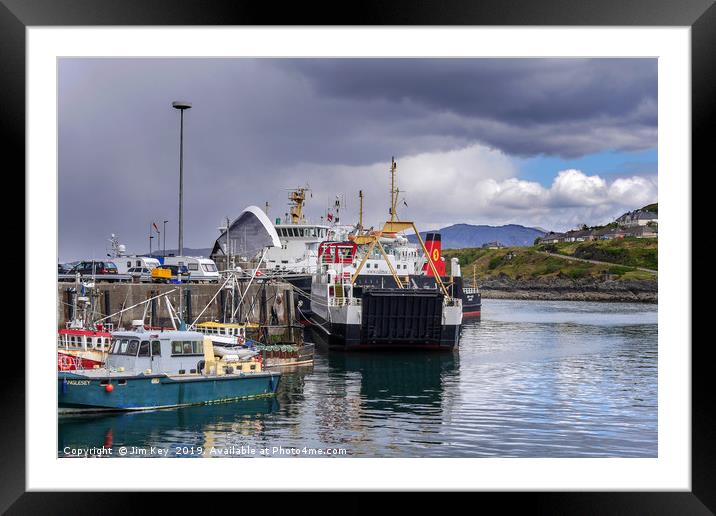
{"left": 478, "top": 276, "right": 657, "bottom": 303}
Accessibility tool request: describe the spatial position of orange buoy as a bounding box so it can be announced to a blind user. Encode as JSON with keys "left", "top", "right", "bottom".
{"left": 105, "top": 383, "right": 114, "bottom": 393}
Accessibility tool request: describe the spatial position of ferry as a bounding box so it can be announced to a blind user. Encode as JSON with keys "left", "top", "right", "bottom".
{"left": 308, "top": 158, "right": 462, "bottom": 350}
{"left": 310, "top": 239, "right": 462, "bottom": 350}
{"left": 58, "top": 322, "right": 280, "bottom": 411}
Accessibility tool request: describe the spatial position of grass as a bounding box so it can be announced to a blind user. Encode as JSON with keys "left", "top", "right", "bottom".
{"left": 536, "top": 237, "right": 657, "bottom": 270}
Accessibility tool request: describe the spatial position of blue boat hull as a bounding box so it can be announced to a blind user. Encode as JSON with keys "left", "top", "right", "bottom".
{"left": 58, "top": 372, "right": 281, "bottom": 411}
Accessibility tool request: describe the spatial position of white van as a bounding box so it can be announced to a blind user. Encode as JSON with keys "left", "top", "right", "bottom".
{"left": 114, "top": 256, "right": 161, "bottom": 275}
{"left": 162, "top": 256, "right": 219, "bottom": 283}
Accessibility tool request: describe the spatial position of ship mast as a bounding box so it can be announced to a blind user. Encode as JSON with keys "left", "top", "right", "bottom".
{"left": 389, "top": 157, "right": 398, "bottom": 223}
{"left": 288, "top": 187, "right": 309, "bottom": 224}
{"left": 358, "top": 190, "right": 364, "bottom": 234}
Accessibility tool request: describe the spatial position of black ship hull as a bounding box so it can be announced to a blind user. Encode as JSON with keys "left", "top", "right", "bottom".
{"left": 285, "top": 272, "right": 481, "bottom": 321}
{"left": 310, "top": 289, "right": 460, "bottom": 351}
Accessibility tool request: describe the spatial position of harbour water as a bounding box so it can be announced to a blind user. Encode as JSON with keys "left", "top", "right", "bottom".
{"left": 58, "top": 299, "right": 657, "bottom": 458}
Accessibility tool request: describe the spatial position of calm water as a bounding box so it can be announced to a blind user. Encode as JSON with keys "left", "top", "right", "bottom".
{"left": 58, "top": 299, "right": 658, "bottom": 458}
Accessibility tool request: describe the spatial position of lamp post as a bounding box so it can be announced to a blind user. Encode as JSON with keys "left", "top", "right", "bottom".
{"left": 172, "top": 101, "right": 192, "bottom": 257}
{"left": 163, "top": 220, "right": 168, "bottom": 257}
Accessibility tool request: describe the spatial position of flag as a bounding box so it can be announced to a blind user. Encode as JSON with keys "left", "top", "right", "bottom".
{"left": 153, "top": 222, "right": 160, "bottom": 233}
{"left": 326, "top": 212, "right": 333, "bottom": 222}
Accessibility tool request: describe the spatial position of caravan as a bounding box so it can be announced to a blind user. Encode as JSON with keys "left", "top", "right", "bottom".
{"left": 162, "top": 256, "right": 219, "bottom": 283}
{"left": 114, "top": 256, "right": 161, "bottom": 275}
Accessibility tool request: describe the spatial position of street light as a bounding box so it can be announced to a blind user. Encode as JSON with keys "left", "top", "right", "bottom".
{"left": 163, "top": 220, "right": 168, "bottom": 257}
{"left": 172, "top": 100, "right": 192, "bottom": 257}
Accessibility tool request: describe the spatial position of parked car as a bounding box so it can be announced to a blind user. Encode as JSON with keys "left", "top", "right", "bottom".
{"left": 58, "top": 263, "right": 72, "bottom": 274}
{"left": 69, "top": 261, "right": 119, "bottom": 276}
{"left": 127, "top": 267, "right": 153, "bottom": 282}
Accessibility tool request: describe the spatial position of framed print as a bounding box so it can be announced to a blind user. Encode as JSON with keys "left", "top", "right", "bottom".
{"left": 6, "top": 0, "right": 712, "bottom": 511}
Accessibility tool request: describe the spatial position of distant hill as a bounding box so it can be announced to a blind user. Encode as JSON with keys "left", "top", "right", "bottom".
{"left": 150, "top": 224, "right": 547, "bottom": 257}
{"left": 407, "top": 223, "right": 547, "bottom": 249}
{"left": 640, "top": 202, "right": 658, "bottom": 213}
{"left": 149, "top": 247, "right": 212, "bottom": 258}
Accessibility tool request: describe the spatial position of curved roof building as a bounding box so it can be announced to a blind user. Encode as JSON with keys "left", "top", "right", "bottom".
{"left": 210, "top": 206, "right": 281, "bottom": 261}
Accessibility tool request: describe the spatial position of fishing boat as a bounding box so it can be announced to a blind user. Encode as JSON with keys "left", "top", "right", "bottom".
{"left": 57, "top": 326, "right": 112, "bottom": 371}
{"left": 58, "top": 322, "right": 280, "bottom": 411}
{"left": 57, "top": 283, "right": 113, "bottom": 370}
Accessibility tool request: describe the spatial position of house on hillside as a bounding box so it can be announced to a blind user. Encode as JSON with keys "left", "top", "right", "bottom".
{"left": 626, "top": 225, "right": 658, "bottom": 238}
{"left": 616, "top": 209, "right": 658, "bottom": 227}
{"left": 482, "top": 241, "right": 505, "bottom": 249}
{"left": 540, "top": 233, "right": 564, "bottom": 244}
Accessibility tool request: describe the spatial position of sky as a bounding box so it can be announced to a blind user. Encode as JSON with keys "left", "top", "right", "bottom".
{"left": 58, "top": 58, "right": 657, "bottom": 261}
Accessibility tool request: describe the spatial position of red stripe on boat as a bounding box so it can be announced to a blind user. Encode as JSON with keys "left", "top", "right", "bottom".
{"left": 58, "top": 329, "right": 112, "bottom": 337}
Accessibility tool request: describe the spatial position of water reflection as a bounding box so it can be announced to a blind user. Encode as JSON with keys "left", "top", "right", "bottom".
{"left": 58, "top": 300, "right": 658, "bottom": 458}
{"left": 59, "top": 397, "right": 279, "bottom": 457}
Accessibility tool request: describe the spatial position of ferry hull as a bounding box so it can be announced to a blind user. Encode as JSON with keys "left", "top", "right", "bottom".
{"left": 301, "top": 273, "right": 481, "bottom": 319}
{"left": 311, "top": 288, "right": 461, "bottom": 350}
{"left": 58, "top": 371, "right": 281, "bottom": 411}
{"left": 311, "top": 312, "right": 459, "bottom": 350}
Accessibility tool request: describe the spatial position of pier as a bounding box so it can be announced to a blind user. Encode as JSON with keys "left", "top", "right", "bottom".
{"left": 58, "top": 280, "right": 300, "bottom": 346}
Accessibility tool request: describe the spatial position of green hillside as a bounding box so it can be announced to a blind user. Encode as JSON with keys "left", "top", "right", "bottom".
{"left": 444, "top": 239, "right": 656, "bottom": 282}
{"left": 536, "top": 237, "right": 657, "bottom": 270}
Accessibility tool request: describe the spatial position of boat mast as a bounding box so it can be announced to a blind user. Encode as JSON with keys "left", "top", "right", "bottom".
{"left": 389, "top": 157, "right": 398, "bottom": 223}
{"left": 358, "top": 190, "right": 364, "bottom": 234}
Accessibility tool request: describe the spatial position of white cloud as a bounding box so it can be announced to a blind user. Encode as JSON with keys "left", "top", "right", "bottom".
{"left": 275, "top": 144, "right": 656, "bottom": 233}
{"left": 550, "top": 169, "right": 608, "bottom": 207}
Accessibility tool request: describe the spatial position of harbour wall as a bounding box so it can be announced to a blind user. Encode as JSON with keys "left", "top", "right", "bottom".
{"left": 479, "top": 277, "right": 657, "bottom": 303}
{"left": 58, "top": 280, "right": 297, "bottom": 333}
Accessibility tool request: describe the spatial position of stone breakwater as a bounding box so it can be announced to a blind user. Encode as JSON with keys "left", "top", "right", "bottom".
{"left": 479, "top": 276, "right": 657, "bottom": 303}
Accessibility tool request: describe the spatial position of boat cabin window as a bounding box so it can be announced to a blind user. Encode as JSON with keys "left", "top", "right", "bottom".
{"left": 171, "top": 340, "right": 203, "bottom": 355}
{"left": 151, "top": 341, "right": 161, "bottom": 356}
{"left": 110, "top": 338, "right": 141, "bottom": 355}
{"left": 138, "top": 341, "right": 150, "bottom": 357}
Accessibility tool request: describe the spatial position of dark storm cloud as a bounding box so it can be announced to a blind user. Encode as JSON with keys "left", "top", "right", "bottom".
{"left": 276, "top": 58, "right": 657, "bottom": 157}
{"left": 58, "top": 58, "right": 656, "bottom": 261}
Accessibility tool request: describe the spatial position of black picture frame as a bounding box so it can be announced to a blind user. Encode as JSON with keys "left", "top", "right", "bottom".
{"left": 6, "top": 0, "right": 709, "bottom": 512}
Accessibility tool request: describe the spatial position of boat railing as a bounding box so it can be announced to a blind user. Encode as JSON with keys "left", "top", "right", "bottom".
{"left": 328, "top": 297, "right": 361, "bottom": 307}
